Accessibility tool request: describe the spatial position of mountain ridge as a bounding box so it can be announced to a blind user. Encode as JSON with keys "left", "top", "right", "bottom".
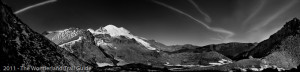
{"left": 40, "top": 18, "right": 300, "bottom": 71}
{"left": 41, "top": 18, "right": 300, "bottom": 71}
{"left": 1, "top": 0, "right": 300, "bottom": 71}
{"left": 0, "top": 1, "right": 93, "bottom": 69}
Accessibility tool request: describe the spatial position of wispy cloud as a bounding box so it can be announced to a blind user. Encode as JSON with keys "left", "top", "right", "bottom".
{"left": 248, "top": 0, "right": 298, "bottom": 32}
{"left": 14, "top": 0, "right": 57, "bottom": 14}
{"left": 210, "top": 33, "right": 226, "bottom": 42}
{"left": 242, "top": 0, "right": 266, "bottom": 27}
{"left": 188, "top": 0, "right": 211, "bottom": 23}
{"left": 152, "top": 0, "right": 234, "bottom": 41}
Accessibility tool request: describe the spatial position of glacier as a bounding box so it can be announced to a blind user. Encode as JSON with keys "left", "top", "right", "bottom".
{"left": 88, "top": 25, "right": 157, "bottom": 50}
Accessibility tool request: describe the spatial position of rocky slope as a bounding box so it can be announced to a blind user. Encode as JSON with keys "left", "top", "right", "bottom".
{"left": 0, "top": 1, "right": 91, "bottom": 71}
{"left": 236, "top": 18, "right": 300, "bottom": 70}
{"left": 43, "top": 28, "right": 118, "bottom": 66}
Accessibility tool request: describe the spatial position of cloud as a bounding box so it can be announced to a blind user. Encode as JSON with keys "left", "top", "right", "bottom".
{"left": 152, "top": 0, "right": 235, "bottom": 40}
{"left": 14, "top": 0, "right": 57, "bottom": 14}
{"left": 188, "top": 0, "right": 211, "bottom": 23}
{"left": 248, "top": 0, "right": 297, "bottom": 32}
{"left": 247, "top": 26, "right": 282, "bottom": 43}
{"left": 242, "top": 0, "right": 266, "bottom": 27}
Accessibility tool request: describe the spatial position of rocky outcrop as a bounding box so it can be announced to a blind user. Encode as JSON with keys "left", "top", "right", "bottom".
{"left": 235, "top": 18, "right": 300, "bottom": 70}
{"left": 245, "top": 18, "right": 300, "bottom": 58}
{"left": 0, "top": 1, "right": 89, "bottom": 69}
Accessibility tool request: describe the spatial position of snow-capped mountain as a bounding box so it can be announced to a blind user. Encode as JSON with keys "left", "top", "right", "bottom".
{"left": 42, "top": 19, "right": 300, "bottom": 71}
{"left": 43, "top": 24, "right": 236, "bottom": 68}
{"left": 1, "top": 0, "right": 300, "bottom": 71}
{"left": 43, "top": 25, "right": 163, "bottom": 67}
{"left": 43, "top": 27, "right": 119, "bottom": 67}
{"left": 88, "top": 25, "right": 156, "bottom": 50}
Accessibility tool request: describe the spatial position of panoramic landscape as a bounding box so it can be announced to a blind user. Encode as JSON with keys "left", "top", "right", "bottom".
{"left": 1, "top": 0, "right": 300, "bottom": 72}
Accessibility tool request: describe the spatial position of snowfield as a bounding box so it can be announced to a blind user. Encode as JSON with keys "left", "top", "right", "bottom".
{"left": 88, "top": 25, "right": 157, "bottom": 50}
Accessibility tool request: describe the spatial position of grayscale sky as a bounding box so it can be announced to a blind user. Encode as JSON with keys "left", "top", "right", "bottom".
{"left": 3, "top": 0, "right": 300, "bottom": 46}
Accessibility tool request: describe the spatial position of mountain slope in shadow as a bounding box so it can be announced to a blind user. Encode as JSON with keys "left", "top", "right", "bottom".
{"left": 0, "top": 1, "right": 93, "bottom": 71}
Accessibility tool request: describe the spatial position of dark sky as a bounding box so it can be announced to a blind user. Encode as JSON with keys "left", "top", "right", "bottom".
{"left": 3, "top": 0, "right": 300, "bottom": 46}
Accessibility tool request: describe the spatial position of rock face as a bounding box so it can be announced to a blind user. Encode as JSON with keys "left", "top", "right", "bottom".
{"left": 43, "top": 27, "right": 118, "bottom": 66}
{"left": 0, "top": 1, "right": 86, "bottom": 68}
{"left": 0, "top": 1, "right": 66, "bottom": 66}
{"left": 90, "top": 26, "right": 162, "bottom": 65}
{"left": 0, "top": 1, "right": 93, "bottom": 71}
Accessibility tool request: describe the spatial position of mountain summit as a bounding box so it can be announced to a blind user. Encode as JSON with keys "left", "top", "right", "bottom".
{"left": 245, "top": 18, "right": 300, "bottom": 58}
{"left": 88, "top": 25, "right": 156, "bottom": 50}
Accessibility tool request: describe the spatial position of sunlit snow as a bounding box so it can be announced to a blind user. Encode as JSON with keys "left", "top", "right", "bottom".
{"left": 88, "top": 25, "right": 156, "bottom": 50}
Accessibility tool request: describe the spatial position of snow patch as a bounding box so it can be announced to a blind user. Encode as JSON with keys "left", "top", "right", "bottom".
{"left": 95, "top": 39, "right": 109, "bottom": 46}
{"left": 115, "top": 58, "right": 128, "bottom": 66}
{"left": 209, "top": 59, "right": 232, "bottom": 66}
{"left": 22, "top": 30, "right": 28, "bottom": 36}
{"left": 88, "top": 25, "right": 156, "bottom": 50}
{"left": 93, "top": 38, "right": 115, "bottom": 49}
{"left": 164, "top": 62, "right": 211, "bottom": 67}
{"left": 88, "top": 28, "right": 104, "bottom": 35}
{"left": 51, "top": 28, "right": 83, "bottom": 44}
{"left": 59, "top": 36, "right": 83, "bottom": 53}
{"left": 96, "top": 62, "right": 113, "bottom": 67}
{"left": 174, "top": 64, "right": 211, "bottom": 67}
{"left": 164, "top": 59, "right": 232, "bottom": 68}
{"left": 260, "top": 65, "right": 286, "bottom": 71}
{"left": 13, "top": 37, "right": 21, "bottom": 45}
{"left": 238, "top": 65, "right": 286, "bottom": 71}
{"left": 249, "top": 68, "right": 260, "bottom": 71}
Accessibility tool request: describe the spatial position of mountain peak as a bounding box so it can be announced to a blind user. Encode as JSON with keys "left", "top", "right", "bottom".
{"left": 88, "top": 24, "right": 131, "bottom": 36}
{"left": 284, "top": 17, "right": 300, "bottom": 28}
{"left": 88, "top": 25, "right": 157, "bottom": 50}
{"left": 274, "top": 17, "right": 300, "bottom": 36}
{"left": 292, "top": 17, "right": 299, "bottom": 21}
{"left": 101, "top": 24, "right": 131, "bottom": 37}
